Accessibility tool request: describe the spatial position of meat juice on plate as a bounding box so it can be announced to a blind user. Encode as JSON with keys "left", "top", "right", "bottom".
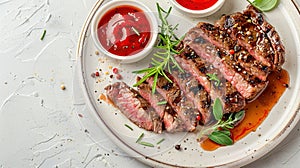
{"left": 201, "top": 70, "right": 289, "bottom": 151}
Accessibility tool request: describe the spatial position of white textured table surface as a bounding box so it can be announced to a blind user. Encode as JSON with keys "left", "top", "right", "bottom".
{"left": 1, "top": 0, "right": 300, "bottom": 167}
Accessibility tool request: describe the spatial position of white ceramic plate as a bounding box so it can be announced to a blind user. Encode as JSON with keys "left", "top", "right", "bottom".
{"left": 77, "top": 0, "right": 300, "bottom": 167}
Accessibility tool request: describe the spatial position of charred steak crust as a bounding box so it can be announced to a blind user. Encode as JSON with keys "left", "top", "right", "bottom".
{"left": 243, "top": 5, "right": 285, "bottom": 68}
{"left": 194, "top": 22, "right": 270, "bottom": 81}
{"left": 175, "top": 45, "right": 246, "bottom": 113}
{"left": 170, "top": 70, "right": 212, "bottom": 124}
{"left": 215, "top": 5, "right": 285, "bottom": 69}
{"left": 105, "top": 82, "right": 163, "bottom": 133}
{"left": 183, "top": 30, "right": 268, "bottom": 101}
{"left": 137, "top": 81, "right": 186, "bottom": 132}
{"left": 147, "top": 76, "right": 199, "bottom": 132}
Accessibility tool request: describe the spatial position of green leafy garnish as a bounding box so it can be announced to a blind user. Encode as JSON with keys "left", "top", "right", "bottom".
{"left": 124, "top": 124, "right": 133, "bottom": 131}
{"left": 136, "top": 133, "right": 145, "bottom": 143}
{"left": 157, "top": 101, "right": 167, "bottom": 105}
{"left": 40, "top": 30, "right": 46, "bottom": 40}
{"left": 199, "top": 98, "right": 245, "bottom": 146}
{"left": 212, "top": 98, "right": 223, "bottom": 121}
{"left": 139, "top": 141, "right": 155, "bottom": 147}
{"left": 208, "top": 130, "right": 233, "bottom": 145}
{"left": 247, "top": 0, "right": 278, "bottom": 12}
{"left": 133, "top": 3, "right": 183, "bottom": 93}
{"left": 156, "top": 138, "right": 165, "bottom": 145}
{"left": 135, "top": 133, "right": 156, "bottom": 147}
{"left": 207, "top": 73, "right": 221, "bottom": 86}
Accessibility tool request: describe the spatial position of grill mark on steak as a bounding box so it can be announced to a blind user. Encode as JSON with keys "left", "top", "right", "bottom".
{"left": 105, "top": 82, "right": 163, "bottom": 133}
{"left": 175, "top": 46, "right": 246, "bottom": 113}
{"left": 194, "top": 22, "right": 270, "bottom": 81}
{"left": 215, "top": 8, "right": 284, "bottom": 70}
{"left": 183, "top": 31, "right": 268, "bottom": 101}
{"left": 147, "top": 76, "right": 198, "bottom": 132}
{"left": 137, "top": 81, "right": 186, "bottom": 132}
{"left": 170, "top": 70, "right": 212, "bottom": 124}
{"left": 243, "top": 5, "right": 285, "bottom": 68}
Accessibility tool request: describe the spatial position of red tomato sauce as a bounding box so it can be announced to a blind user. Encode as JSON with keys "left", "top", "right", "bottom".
{"left": 201, "top": 69, "right": 290, "bottom": 151}
{"left": 176, "top": 0, "right": 218, "bottom": 10}
{"left": 97, "top": 5, "right": 151, "bottom": 56}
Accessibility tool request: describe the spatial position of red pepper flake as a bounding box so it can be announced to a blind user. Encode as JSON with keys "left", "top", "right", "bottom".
{"left": 78, "top": 113, "right": 83, "bottom": 118}
{"left": 229, "top": 49, "right": 235, "bottom": 55}
{"left": 196, "top": 115, "right": 201, "bottom": 121}
{"left": 116, "top": 74, "right": 122, "bottom": 80}
{"left": 95, "top": 71, "right": 100, "bottom": 77}
{"left": 112, "top": 67, "right": 119, "bottom": 74}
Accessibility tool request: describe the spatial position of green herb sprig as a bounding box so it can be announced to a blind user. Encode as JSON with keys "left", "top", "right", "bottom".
{"left": 207, "top": 73, "right": 221, "bottom": 86}
{"left": 247, "top": 0, "right": 278, "bottom": 12}
{"left": 199, "top": 98, "right": 245, "bottom": 146}
{"left": 135, "top": 133, "right": 165, "bottom": 147}
{"left": 132, "top": 3, "right": 183, "bottom": 93}
{"left": 40, "top": 30, "right": 46, "bottom": 40}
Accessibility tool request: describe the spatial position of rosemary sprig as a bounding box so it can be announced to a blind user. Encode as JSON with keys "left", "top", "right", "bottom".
{"left": 40, "top": 30, "right": 46, "bottom": 40}
{"left": 133, "top": 3, "right": 183, "bottom": 93}
{"left": 124, "top": 124, "right": 133, "bottom": 131}
{"left": 199, "top": 98, "right": 245, "bottom": 146}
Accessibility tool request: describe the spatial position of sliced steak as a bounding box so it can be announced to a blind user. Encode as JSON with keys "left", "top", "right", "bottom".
{"left": 175, "top": 46, "right": 246, "bottom": 113}
{"left": 215, "top": 7, "right": 284, "bottom": 69}
{"left": 193, "top": 22, "right": 270, "bottom": 81}
{"left": 170, "top": 70, "right": 212, "bottom": 124}
{"left": 243, "top": 5, "right": 285, "bottom": 68}
{"left": 183, "top": 29, "right": 268, "bottom": 101}
{"left": 147, "top": 76, "right": 199, "bottom": 132}
{"left": 105, "top": 82, "right": 162, "bottom": 133}
{"left": 137, "top": 81, "right": 186, "bottom": 132}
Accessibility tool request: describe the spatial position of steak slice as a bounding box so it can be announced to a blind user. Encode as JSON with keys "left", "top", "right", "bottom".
{"left": 170, "top": 70, "right": 212, "bottom": 124}
{"left": 243, "top": 5, "right": 285, "bottom": 68}
{"left": 193, "top": 22, "right": 270, "bottom": 81}
{"left": 215, "top": 7, "right": 284, "bottom": 69}
{"left": 147, "top": 76, "right": 199, "bottom": 132}
{"left": 175, "top": 46, "right": 246, "bottom": 113}
{"left": 137, "top": 81, "right": 186, "bottom": 132}
{"left": 183, "top": 29, "right": 268, "bottom": 101}
{"left": 105, "top": 82, "right": 162, "bottom": 133}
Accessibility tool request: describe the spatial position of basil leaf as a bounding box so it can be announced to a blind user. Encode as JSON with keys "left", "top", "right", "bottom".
{"left": 220, "top": 130, "right": 231, "bottom": 137}
{"left": 208, "top": 130, "right": 233, "bottom": 146}
{"left": 234, "top": 110, "right": 245, "bottom": 121}
{"left": 247, "top": 0, "right": 278, "bottom": 12}
{"left": 213, "top": 98, "right": 223, "bottom": 121}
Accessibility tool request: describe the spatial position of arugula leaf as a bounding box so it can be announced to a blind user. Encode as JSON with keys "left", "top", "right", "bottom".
{"left": 209, "top": 130, "right": 233, "bottom": 146}
{"left": 213, "top": 98, "right": 223, "bottom": 121}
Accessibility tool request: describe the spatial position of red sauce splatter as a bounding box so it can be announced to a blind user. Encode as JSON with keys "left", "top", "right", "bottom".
{"left": 97, "top": 5, "right": 151, "bottom": 56}
{"left": 176, "top": 0, "right": 218, "bottom": 10}
{"left": 201, "top": 69, "right": 290, "bottom": 151}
